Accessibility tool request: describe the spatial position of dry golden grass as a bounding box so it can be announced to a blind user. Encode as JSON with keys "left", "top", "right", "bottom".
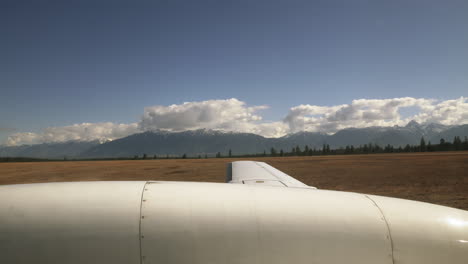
{"left": 1, "top": 152, "right": 467, "bottom": 210}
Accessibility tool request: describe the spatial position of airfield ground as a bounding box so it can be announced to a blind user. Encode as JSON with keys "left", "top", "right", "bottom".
{"left": 0, "top": 151, "right": 467, "bottom": 210}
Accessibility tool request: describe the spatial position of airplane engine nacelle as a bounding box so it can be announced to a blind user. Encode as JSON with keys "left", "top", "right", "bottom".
{"left": 0, "top": 181, "right": 467, "bottom": 264}
{"left": 0, "top": 182, "right": 145, "bottom": 264}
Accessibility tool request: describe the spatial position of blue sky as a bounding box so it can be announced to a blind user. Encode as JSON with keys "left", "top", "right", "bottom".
{"left": 1, "top": 0, "right": 468, "bottom": 144}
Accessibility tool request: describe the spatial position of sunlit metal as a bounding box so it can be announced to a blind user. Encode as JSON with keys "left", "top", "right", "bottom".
{"left": 446, "top": 217, "right": 468, "bottom": 228}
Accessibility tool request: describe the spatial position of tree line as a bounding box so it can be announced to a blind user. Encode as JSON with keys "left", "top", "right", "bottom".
{"left": 134, "top": 136, "right": 468, "bottom": 159}
{"left": 2, "top": 136, "right": 466, "bottom": 162}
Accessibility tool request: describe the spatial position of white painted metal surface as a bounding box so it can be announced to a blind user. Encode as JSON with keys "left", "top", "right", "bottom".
{"left": 227, "top": 161, "right": 315, "bottom": 188}
{"left": 368, "top": 195, "right": 468, "bottom": 264}
{"left": 140, "top": 181, "right": 392, "bottom": 264}
{"left": 0, "top": 181, "right": 146, "bottom": 264}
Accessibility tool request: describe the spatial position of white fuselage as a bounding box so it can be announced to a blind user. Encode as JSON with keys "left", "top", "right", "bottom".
{"left": 0, "top": 181, "right": 467, "bottom": 264}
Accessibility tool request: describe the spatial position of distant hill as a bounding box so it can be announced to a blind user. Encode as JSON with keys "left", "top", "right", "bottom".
{"left": 1, "top": 122, "right": 467, "bottom": 158}
{"left": 0, "top": 140, "right": 100, "bottom": 159}
{"left": 78, "top": 122, "right": 468, "bottom": 158}
{"left": 81, "top": 129, "right": 271, "bottom": 158}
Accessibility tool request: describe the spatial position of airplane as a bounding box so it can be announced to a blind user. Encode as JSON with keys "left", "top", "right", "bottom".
{"left": 0, "top": 160, "right": 467, "bottom": 263}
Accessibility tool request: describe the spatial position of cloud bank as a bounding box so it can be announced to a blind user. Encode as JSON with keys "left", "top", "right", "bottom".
{"left": 285, "top": 97, "right": 468, "bottom": 134}
{"left": 4, "top": 97, "right": 468, "bottom": 146}
{"left": 140, "top": 99, "right": 287, "bottom": 138}
{"left": 5, "top": 123, "right": 139, "bottom": 146}
{"left": 285, "top": 97, "right": 432, "bottom": 133}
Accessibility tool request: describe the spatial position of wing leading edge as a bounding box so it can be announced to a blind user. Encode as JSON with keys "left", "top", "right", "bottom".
{"left": 226, "top": 161, "right": 316, "bottom": 189}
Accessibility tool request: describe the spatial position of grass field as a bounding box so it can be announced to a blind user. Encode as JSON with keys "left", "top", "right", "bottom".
{"left": 1, "top": 152, "right": 467, "bottom": 210}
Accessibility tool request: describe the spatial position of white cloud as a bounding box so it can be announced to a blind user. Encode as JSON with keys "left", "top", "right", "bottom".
{"left": 139, "top": 98, "right": 273, "bottom": 133}
{"left": 3, "top": 99, "right": 276, "bottom": 146}
{"left": 250, "top": 122, "right": 289, "bottom": 138}
{"left": 412, "top": 97, "right": 468, "bottom": 125}
{"left": 5, "top": 132, "right": 41, "bottom": 146}
{"left": 4, "top": 123, "right": 139, "bottom": 146}
{"left": 3, "top": 97, "right": 468, "bottom": 146}
{"left": 283, "top": 97, "right": 467, "bottom": 134}
{"left": 283, "top": 104, "right": 346, "bottom": 133}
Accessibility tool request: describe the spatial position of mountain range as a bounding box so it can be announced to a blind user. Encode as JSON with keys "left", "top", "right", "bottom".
{"left": 1, "top": 121, "right": 467, "bottom": 159}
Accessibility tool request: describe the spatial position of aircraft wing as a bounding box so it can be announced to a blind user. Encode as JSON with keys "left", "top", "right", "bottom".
{"left": 226, "top": 161, "right": 316, "bottom": 189}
